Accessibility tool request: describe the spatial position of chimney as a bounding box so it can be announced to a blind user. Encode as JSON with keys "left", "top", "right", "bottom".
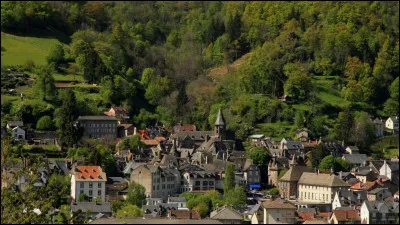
{"left": 134, "top": 127, "right": 137, "bottom": 136}
{"left": 205, "top": 156, "right": 208, "bottom": 165}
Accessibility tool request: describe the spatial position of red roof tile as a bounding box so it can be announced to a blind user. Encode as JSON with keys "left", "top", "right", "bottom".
{"left": 75, "top": 166, "right": 106, "bottom": 181}
{"left": 141, "top": 139, "right": 158, "bottom": 146}
{"left": 331, "top": 210, "right": 360, "bottom": 222}
{"left": 298, "top": 212, "right": 315, "bottom": 221}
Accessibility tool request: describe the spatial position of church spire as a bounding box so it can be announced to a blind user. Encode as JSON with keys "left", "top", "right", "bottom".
{"left": 215, "top": 108, "right": 225, "bottom": 126}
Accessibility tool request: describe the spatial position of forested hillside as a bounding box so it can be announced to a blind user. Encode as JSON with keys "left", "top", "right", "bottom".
{"left": 1, "top": 1, "right": 399, "bottom": 146}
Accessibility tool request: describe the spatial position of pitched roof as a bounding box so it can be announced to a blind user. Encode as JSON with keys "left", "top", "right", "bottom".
{"left": 298, "top": 172, "right": 351, "bottom": 187}
{"left": 169, "top": 210, "right": 200, "bottom": 219}
{"left": 263, "top": 199, "right": 297, "bottom": 209}
{"left": 342, "top": 154, "right": 368, "bottom": 164}
{"left": 331, "top": 209, "right": 361, "bottom": 222}
{"left": 78, "top": 116, "right": 118, "bottom": 121}
{"left": 214, "top": 109, "right": 225, "bottom": 126}
{"left": 7, "top": 121, "right": 23, "bottom": 127}
{"left": 71, "top": 202, "right": 111, "bottom": 214}
{"left": 279, "top": 166, "right": 314, "bottom": 182}
{"left": 210, "top": 206, "right": 242, "bottom": 220}
{"left": 168, "top": 197, "right": 186, "bottom": 203}
{"left": 363, "top": 200, "right": 399, "bottom": 213}
{"left": 74, "top": 166, "right": 106, "bottom": 181}
{"left": 346, "top": 146, "right": 359, "bottom": 151}
{"left": 298, "top": 212, "right": 316, "bottom": 222}
{"left": 141, "top": 139, "right": 159, "bottom": 146}
{"left": 303, "top": 220, "right": 328, "bottom": 224}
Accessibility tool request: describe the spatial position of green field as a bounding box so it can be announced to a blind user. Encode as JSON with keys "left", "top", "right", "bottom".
{"left": 1, "top": 32, "right": 64, "bottom": 66}
{"left": 256, "top": 121, "right": 295, "bottom": 139}
{"left": 312, "top": 76, "right": 350, "bottom": 108}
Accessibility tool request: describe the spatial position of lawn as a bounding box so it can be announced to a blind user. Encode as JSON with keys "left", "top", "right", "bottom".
{"left": 256, "top": 121, "right": 295, "bottom": 139}
{"left": 311, "top": 76, "right": 350, "bottom": 108}
{"left": 1, "top": 32, "right": 64, "bottom": 66}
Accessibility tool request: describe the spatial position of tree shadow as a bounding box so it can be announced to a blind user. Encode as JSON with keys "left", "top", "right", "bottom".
{"left": 4, "top": 27, "right": 71, "bottom": 44}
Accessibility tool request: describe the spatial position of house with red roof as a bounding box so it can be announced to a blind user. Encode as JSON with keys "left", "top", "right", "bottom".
{"left": 328, "top": 208, "right": 361, "bottom": 224}
{"left": 71, "top": 166, "right": 107, "bottom": 202}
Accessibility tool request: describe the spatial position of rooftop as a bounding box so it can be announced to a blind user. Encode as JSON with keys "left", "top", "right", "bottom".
{"left": 74, "top": 166, "right": 106, "bottom": 181}
{"left": 298, "top": 172, "right": 351, "bottom": 187}
{"left": 78, "top": 116, "right": 118, "bottom": 121}
{"left": 263, "top": 199, "right": 297, "bottom": 209}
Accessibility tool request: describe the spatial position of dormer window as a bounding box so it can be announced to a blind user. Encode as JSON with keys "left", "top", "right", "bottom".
{"left": 80, "top": 175, "right": 85, "bottom": 179}
{"left": 90, "top": 175, "right": 94, "bottom": 179}
{"left": 98, "top": 175, "right": 102, "bottom": 179}
{"left": 92, "top": 169, "right": 96, "bottom": 172}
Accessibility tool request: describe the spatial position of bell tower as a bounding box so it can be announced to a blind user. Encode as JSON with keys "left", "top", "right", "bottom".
{"left": 214, "top": 108, "right": 225, "bottom": 139}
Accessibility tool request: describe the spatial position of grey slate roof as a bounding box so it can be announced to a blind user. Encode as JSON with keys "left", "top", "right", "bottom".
{"left": 78, "top": 116, "right": 118, "bottom": 121}
{"left": 7, "top": 121, "right": 23, "bottom": 127}
{"left": 106, "top": 177, "right": 128, "bottom": 184}
{"left": 168, "top": 197, "right": 186, "bottom": 203}
{"left": 364, "top": 200, "right": 399, "bottom": 213}
{"left": 279, "top": 166, "right": 314, "bottom": 182}
{"left": 71, "top": 202, "right": 111, "bottom": 214}
{"left": 342, "top": 154, "right": 368, "bottom": 165}
{"left": 298, "top": 172, "right": 351, "bottom": 187}
{"left": 210, "top": 206, "right": 243, "bottom": 220}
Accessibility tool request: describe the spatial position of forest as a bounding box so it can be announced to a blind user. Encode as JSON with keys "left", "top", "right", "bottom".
{"left": 1, "top": 1, "right": 399, "bottom": 149}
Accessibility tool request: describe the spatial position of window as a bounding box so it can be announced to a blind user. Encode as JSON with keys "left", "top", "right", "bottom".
{"left": 98, "top": 183, "right": 101, "bottom": 188}
{"left": 209, "top": 181, "right": 214, "bottom": 186}
{"left": 157, "top": 185, "right": 159, "bottom": 190}
{"left": 80, "top": 183, "right": 84, "bottom": 188}
{"left": 80, "top": 190, "right": 84, "bottom": 194}
{"left": 195, "top": 181, "right": 200, "bottom": 186}
{"left": 162, "top": 184, "right": 165, "bottom": 189}
{"left": 153, "top": 186, "right": 155, "bottom": 190}
{"left": 311, "top": 193, "right": 313, "bottom": 200}
{"left": 98, "top": 190, "right": 101, "bottom": 195}
{"left": 89, "top": 190, "right": 93, "bottom": 196}
{"left": 203, "top": 181, "right": 208, "bottom": 186}
{"left": 89, "top": 182, "right": 93, "bottom": 188}
{"left": 162, "top": 177, "right": 165, "bottom": 182}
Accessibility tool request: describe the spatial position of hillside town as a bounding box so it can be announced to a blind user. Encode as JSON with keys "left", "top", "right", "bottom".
{"left": 1, "top": 1, "right": 399, "bottom": 224}
{"left": 1, "top": 106, "right": 399, "bottom": 224}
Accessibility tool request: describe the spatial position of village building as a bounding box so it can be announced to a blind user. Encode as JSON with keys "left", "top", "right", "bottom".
{"left": 278, "top": 158, "right": 314, "bottom": 199}
{"left": 210, "top": 205, "right": 244, "bottom": 224}
{"left": 263, "top": 198, "right": 297, "bottom": 224}
{"left": 71, "top": 166, "right": 107, "bottom": 202}
{"left": 297, "top": 172, "right": 351, "bottom": 211}
{"left": 78, "top": 116, "right": 118, "bottom": 139}
{"left": 385, "top": 116, "right": 399, "bottom": 134}
{"left": 11, "top": 126, "right": 25, "bottom": 141}
{"left": 6, "top": 120, "right": 23, "bottom": 129}
{"left": 360, "top": 200, "right": 399, "bottom": 224}
{"left": 328, "top": 208, "right": 361, "bottom": 224}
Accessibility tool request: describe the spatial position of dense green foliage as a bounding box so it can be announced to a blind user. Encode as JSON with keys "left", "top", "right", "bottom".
{"left": 224, "top": 187, "right": 247, "bottom": 209}
{"left": 310, "top": 143, "right": 330, "bottom": 169}
{"left": 223, "top": 164, "right": 235, "bottom": 195}
{"left": 319, "top": 155, "right": 352, "bottom": 172}
{"left": 2, "top": 1, "right": 399, "bottom": 147}
{"left": 126, "top": 181, "right": 146, "bottom": 208}
{"left": 115, "top": 204, "right": 143, "bottom": 218}
{"left": 36, "top": 115, "right": 54, "bottom": 131}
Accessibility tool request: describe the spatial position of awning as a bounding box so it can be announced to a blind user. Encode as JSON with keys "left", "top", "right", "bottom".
{"left": 249, "top": 184, "right": 261, "bottom": 188}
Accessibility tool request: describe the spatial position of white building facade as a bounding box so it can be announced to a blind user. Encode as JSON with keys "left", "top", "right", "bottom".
{"left": 71, "top": 166, "right": 107, "bottom": 202}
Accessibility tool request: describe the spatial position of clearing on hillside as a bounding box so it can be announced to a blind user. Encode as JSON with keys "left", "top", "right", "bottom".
{"left": 1, "top": 32, "right": 63, "bottom": 66}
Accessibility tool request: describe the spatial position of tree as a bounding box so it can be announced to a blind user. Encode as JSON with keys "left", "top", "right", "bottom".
{"left": 193, "top": 202, "right": 210, "bottom": 218}
{"left": 384, "top": 77, "right": 399, "bottom": 116}
{"left": 54, "top": 89, "right": 82, "bottom": 149}
{"left": 224, "top": 187, "right": 247, "bottom": 209}
{"left": 204, "top": 190, "right": 223, "bottom": 209}
{"left": 35, "top": 65, "right": 56, "bottom": 101}
{"left": 78, "top": 193, "right": 89, "bottom": 202}
{"left": 334, "top": 106, "right": 355, "bottom": 144}
{"left": 36, "top": 115, "right": 54, "bottom": 131}
{"left": 350, "top": 112, "right": 376, "bottom": 150}
{"left": 319, "top": 155, "right": 352, "bottom": 172}
{"left": 246, "top": 147, "right": 269, "bottom": 166}
{"left": 115, "top": 204, "right": 143, "bottom": 218}
{"left": 110, "top": 200, "right": 126, "bottom": 216}
{"left": 268, "top": 188, "right": 279, "bottom": 196}
{"left": 46, "top": 43, "right": 65, "bottom": 69}
{"left": 223, "top": 164, "right": 235, "bottom": 195}
{"left": 310, "top": 143, "right": 329, "bottom": 169}
{"left": 126, "top": 181, "right": 146, "bottom": 207}
{"left": 119, "top": 135, "right": 145, "bottom": 153}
